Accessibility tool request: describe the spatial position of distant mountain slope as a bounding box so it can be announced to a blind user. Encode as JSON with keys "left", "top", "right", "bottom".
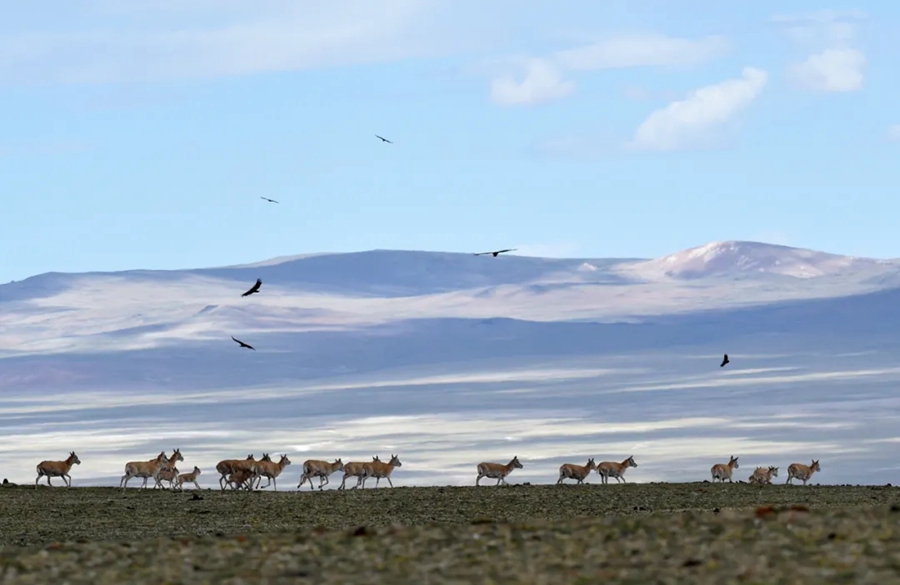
{"left": 618, "top": 241, "right": 899, "bottom": 280}
{"left": 193, "top": 250, "right": 636, "bottom": 296}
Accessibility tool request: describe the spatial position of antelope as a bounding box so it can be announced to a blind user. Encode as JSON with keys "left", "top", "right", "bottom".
{"left": 256, "top": 454, "right": 292, "bottom": 491}
{"left": 476, "top": 456, "right": 523, "bottom": 486}
{"left": 297, "top": 458, "right": 344, "bottom": 490}
{"left": 216, "top": 454, "right": 255, "bottom": 491}
{"left": 151, "top": 450, "right": 180, "bottom": 490}
{"left": 711, "top": 455, "right": 740, "bottom": 483}
{"left": 557, "top": 458, "right": 596, "bottom": 485}
{"left": 121, "top": 449, "right": 184, "bottom": 490}
{"left": 362, "top": 454, "right": 402, "bottom": 488}
{"left": 749, "top": 466, "right": 778, "bottom": 485}
{"left": 597, "top": 456, "right": 638, "bottom": 484}
{"left": 175, "top": 467, "right": 202, "bottom": 490}
{"left": 338, "top": 456, "right": 381, "bottom": 490}
{"left": 225, "top": 468, "right": 255, "bottom": 490}
{"left": 786, "top": 459, "right": 821, "bottom": 485}
{"left": 35, "top": 452, "right": 81, "bottom": 489}
{"left": 155, "top": 465, "right": 179, "bottom": 489}
{"left": 120, "top": 452, "right": 166, "bottom": 489}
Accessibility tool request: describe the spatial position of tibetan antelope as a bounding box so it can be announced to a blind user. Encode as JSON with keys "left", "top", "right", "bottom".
{"left": 786, "top": 460, "right": 821, "bottom": 485}
{"left": 256, "top": 454, "right": 292, "bottom": 491}
{"left": 711, "top": 455, "right": 740, "bottom": 483}
{"left": 597, "top": 456, "right": 638, "bottom": 485}
{"left": 155, "top": 465, "right": 179, "bottom": 489}
{"left": 557, "top": 458, "right": 596, "bottom": 485}
{"left": 121, "top": 449, "right": 184, "bottom": 490}
{"left": 476, "top": 456, "right": 523, "bottom": 486}
{"left": 297, "top": 458, "right": 344, "bottom": 490}
{"left": 749, "top": 466, "right": 778, "bottom": 485}
{"left": 362, "top": 454, "right": 402, "bottom": 488}
{"left": 225, "top": 468, "right": 255, "bottom": 490}
{"left": 175, "top": 467, "right": 202, "bottom": 490}
{"left": 35, "top": 452, "right": 81, "bottom": 489}
{"left": 338, "top": 456, "right": 380, "bottom": 490}
{"left": 216, "top": 454, "right": 256, "bottom": 491}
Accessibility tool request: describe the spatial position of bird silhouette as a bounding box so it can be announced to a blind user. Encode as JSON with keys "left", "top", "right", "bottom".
{"left": 232, "top": 336, "right": 256, "bottom": 350}
{"left": 241, "top": 279, "right": 262, "bottom": 297}
{"left": 474, "top": 248, "right": 516, "bottom": 257}
{"left": 260, "top": 197, "right": 279, "bottom": 204}
{"left": 720, "top": 354, "right": 730, "bottom": 367}
{"left": 375, "top": 134, "right": 393, "bottom": 144}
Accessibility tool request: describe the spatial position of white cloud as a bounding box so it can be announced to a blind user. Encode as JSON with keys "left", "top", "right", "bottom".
{"left": 787, "top": 47, "right": 865, "bottom": 92}
{"left": 777, "top": 10, "right": 867, "bottom": 93}
{"left": 490, "top": 58, "right": 575, "bottom": 107}
{"left": 555, "top": 34, "right": 730, "bottom": 71}
{"left": 486, "top": 32, "right": 730, "bottom": 107}
{"left": 889, "top": 125, "right": 900, "bottom": 142}
{"left": 0, "top": 1, "right": 475, "bottom": 85}
{"left": 628, "top": 67, "right": 768, "bottom": 152}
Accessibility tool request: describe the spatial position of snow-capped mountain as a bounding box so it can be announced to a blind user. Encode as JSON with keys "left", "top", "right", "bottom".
{"left": 2, "top": 241, "right": 900, "bottom": 489}
{"left": 618, "top": 241, "right": 899, "bottom": 280}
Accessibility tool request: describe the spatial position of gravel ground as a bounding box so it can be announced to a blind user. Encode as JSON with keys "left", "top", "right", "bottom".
{"left": 1, "top": 483, "right": 899, "bottom": 583}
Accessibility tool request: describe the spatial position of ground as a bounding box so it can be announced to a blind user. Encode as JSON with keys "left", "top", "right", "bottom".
{"left": 1, "top": 482, "right": 899, "bottom": 583}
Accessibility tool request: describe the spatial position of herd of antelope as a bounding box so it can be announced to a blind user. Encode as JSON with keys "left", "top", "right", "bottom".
{"left": 31, "top": 450, "right": 824, "bottom": 491}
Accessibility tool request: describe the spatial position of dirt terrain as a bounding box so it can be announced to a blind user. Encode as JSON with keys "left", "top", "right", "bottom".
{"left": 1, "top": 482, "right": 898, "bottom": 583}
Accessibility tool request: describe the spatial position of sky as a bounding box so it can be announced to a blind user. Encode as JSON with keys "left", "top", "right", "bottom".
{"left": 1, "top": 0, "right": 898, "bottom": 283}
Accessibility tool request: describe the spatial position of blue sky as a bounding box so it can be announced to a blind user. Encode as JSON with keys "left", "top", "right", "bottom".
{"left": 1, "top": 1, "right": 898, "bottom": 282}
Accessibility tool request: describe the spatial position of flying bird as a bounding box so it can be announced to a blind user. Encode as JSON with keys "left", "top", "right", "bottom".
{"left": 260, "top": 197, "right": 279, "bottom": 204}
{"left": 474, "top": 248, "right": 516, "bottom": 257}
{"left": 720, "top": 354, "right": 729, "bottom": 367}
{"left": 232, "top": 336, "right": 256, "bottom": 351}
{"left": 241, "top": 278, "right": 262, "bottom": 297}
{"left": 375, "top": 134, "right": 393, "bottom": 144}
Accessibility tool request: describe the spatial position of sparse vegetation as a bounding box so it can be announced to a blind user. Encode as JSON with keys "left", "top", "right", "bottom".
{"left": 1, "top": 483, "right": 899, "bottom": 583}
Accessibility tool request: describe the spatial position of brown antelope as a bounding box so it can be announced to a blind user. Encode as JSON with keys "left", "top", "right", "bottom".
{"left": 121, "top": 449, "right": 184, "bottom": 490}
{"left": 557, "top": 458, "right": 596, "bottom": 485}
{"left": 297, "top": 458, "right": 344, "bottom": 490}
{"left": 476, "top": 456, "right": 523, "bottom": 486}
{"left": 748, "top": 466, "right": 778, "bottom": 485}
{"left": 216, "top": 454, "right": 255, "bottom": 491}
{"left": 711, "top": 455, "right": 740, "bottom": 483}
{"left": 338, "top": 456, "right": 380, "bottom": 490}
{"left": 35, "top": 452, "right": 81, "bottom": 489}
{"left": 362, "top": 454, "right": 402, "bottom": 488}
{"left": 786, "top": 459, "right": 821, "bottom": 485}
{"left": 225, "top": 468, "right": 254, "bottom": 490}
{"left": 120, "top": 451, "right": 166, "bottom": 489}
{"left": 256, "top": 454, "right": 292, "bottom": 491}
{"left": 175, "top": 467, "right": 202, "bottom": 490}
{"left": 597, "top": 456, "right": 638, "bottom": 484}
{"left": 155, "top": 465, "right": 179, "bottom": 489}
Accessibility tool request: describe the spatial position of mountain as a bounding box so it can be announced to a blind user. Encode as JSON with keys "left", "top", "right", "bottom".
{"left": 616, "top": 240, "right": 900, "bottom": 280}
{"left": 2, "top": 241, "right": 900, "bottom": 488}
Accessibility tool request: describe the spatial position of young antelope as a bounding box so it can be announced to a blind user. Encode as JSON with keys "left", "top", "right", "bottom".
{"left": 175, "top": 467, "right": 202, "bottom": 490}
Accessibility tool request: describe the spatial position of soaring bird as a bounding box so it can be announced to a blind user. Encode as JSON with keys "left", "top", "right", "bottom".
{"left": 375, "top": 134, "right": 393, "bottom": 144}
{"left": 720, "top": 354, "right": 730, "bottom": 367}
{"left": 241, "top": 278, "right": 262, "bottom": 297}
{"left": 474, "top": 248, "right": 516, "bottom": 257}
{"left": 260, "top": 197, "right": 279, "bottom": 204}
{"left": 232, "top": 336, "right": 256, "bottom": 350}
